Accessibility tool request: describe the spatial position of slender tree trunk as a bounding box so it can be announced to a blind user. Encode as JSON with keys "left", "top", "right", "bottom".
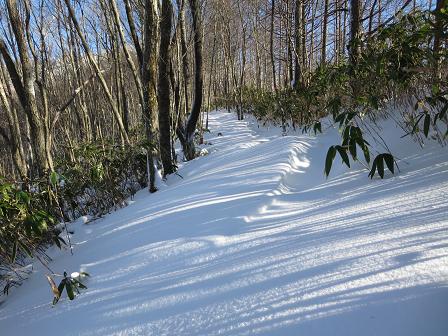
{"left": 433, "top": 0, "right": 446, "bottom": 80}
{"left": 178, "top": 0, "right": 204, "bottom": 161}
{"left": 271, "top": 0, "right": 278, "bottom": 91}
{"left": 158, "top": 0, "right": 175, "bottom": 176}
{"left": 349, "top": 0, "right": 361, "bottom": 66}
{"left": 177, "top": 0, "right": 190, "bottom": 117}
{"left": 321, "top": 0, "right": 329, "bottom": 64}
{"left": 294, "top": 0, "right": 303, "bottom": 90}
{"left": 1, "top": 0, "right": 51, "bottom": 175}
{"left": 0, "top": 70, "right": 27, "bottom": 177}
{"left": 349, "top": 0, "right": 361, "bottom": 98}
{"left": 142, "top": 0, "right": 160, "bottom": 192}
{"left": 64, "top": 0, "right": 130, "bottom": 144}
{"left": 123, "top": 0, "right": 143, "bottom": 66}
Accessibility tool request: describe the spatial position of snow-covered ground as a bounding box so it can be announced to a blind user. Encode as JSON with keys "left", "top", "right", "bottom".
{"left": 1, "top": 111, "right": 447, "bottom": 335}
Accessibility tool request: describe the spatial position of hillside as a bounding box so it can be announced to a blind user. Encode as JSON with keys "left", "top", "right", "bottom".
{"left": 1, "top": 111, "right": 447, "bottom": 336}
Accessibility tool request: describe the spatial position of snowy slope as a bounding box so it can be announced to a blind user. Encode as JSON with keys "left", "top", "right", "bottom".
{"left": 1, "top": 111, "right": 447, "bottom": 336}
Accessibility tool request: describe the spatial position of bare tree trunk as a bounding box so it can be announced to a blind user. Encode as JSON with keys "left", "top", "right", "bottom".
{"left": 349, "top": 0, "right": 361, "bottom": 66}
{"left": 433, "top": 0, "right": 446, "bottom": 80}
{"left": 64, "top": 0, "right": 130, "bottom": 144}
{"left": 321, "top": 0, "right": 329, "bottom": 64}
{"left": 109, "top": 0, "right": 145, "bottom": 109}
{"left": 0, "top": 67, "right": 27, "bottom": 177}
{"left": 293, "top": 0, "right": 303, "bottom": 90}
{"left": 123, "top": 0, "right": 143, "bottom": 67}
{"left": 0, "top": 0, "right": 51, "bottom": 175}
{"left": 349, "top": 0, "right": 361, "bottom": 98}
{"left": 178, "top": 0, "right": 203, "bottom": 161}
{"left": 206, "top": 21, "right": 218, "bottom": 129}
{"left": 142, "top": 0, "right": 160, "bottom": 192}
{"left": 271, "top": 0, "right": 278, "bottom": 92}
{"left": 177, "top": 0, "right": 190, "bottom": 117}
{"left": 158, "top": 0, "right": 175, "bottom": 176}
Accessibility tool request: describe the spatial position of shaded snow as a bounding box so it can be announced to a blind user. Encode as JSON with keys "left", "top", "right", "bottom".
{"left": 1, "top": 111, "right": 447, "bottom": 336}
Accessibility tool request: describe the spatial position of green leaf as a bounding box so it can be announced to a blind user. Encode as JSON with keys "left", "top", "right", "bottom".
{"left": 57, "top": 279, "right": 65, "bottom": 298}
{"left": 349, "top": 138, "right": 357, "bottom": 160}
{"left": 50, "top": 171, "right": 58, "bottom": 186}
{"left": 383, "top": 153, "right": 395, "bottom": 174}
{"left": 336, "top": 145, "right": 350, "bottom": 168}
{"left": 423, "top": 113, "right": 430, "bottom": 138}
{"left": 342, "top": 125, "right": 351, "bottom": 145}
{"left": 362, "top": 143, "right": 370, "bottom": 164}
{"left": 65, "top": 281, "right": 75, "bottom": 300}
{"left": 369, "top": 158, "right": 378, "bottom": 179}
{"left": 17, "top": 191, "right": 30, "bottom": 205}
{"left": 432, "top": 84, "right": 440, "bottom": 96}
{"left": 377, "top": 155, "right": 385, "bottom": 178}
{"left": 410, "top": 113, "right": 425, "bottom": 135}
{"left": 72, "top": 279, "right": 87, "bottom": 289}
{"left": 325, "top": 146, "right": 337, "bottom": 177}
{"left": 70, "top": 280, "right": 80, "bottom": 294}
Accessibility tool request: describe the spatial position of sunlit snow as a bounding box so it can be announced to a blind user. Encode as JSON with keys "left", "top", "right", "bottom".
{"left": 1, "top": 111, "right": 447, "bottom": 336}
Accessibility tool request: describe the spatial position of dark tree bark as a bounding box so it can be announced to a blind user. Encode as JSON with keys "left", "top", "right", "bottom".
{"left": 158, "top": 0, "right": 175, "bottom": 176}
{"left": 349, "top": 0, "right": 362, "bottom": 66}
{"left": 178, "top": 0, "right": 204, "bottom": 161}
{"left": 321, "top": 0, "right": 330, "bottom": 64}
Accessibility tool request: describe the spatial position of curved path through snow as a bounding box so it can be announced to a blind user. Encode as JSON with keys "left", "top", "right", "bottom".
{"left": 1, "top": 111, "right": 448, "bottom": 336}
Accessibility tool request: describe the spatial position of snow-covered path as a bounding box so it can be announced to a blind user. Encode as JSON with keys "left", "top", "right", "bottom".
{"left": 1, "top": 111, "right": 448, "bottom": 335}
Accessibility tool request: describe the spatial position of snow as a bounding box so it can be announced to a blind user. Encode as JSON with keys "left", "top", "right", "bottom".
{"left": 1, "top": 110, "right": 448, "bottom": 335}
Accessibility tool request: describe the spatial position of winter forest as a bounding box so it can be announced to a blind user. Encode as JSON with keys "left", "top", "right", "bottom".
{"left": 0, "top": 0, "right": 447, "bottom": 335}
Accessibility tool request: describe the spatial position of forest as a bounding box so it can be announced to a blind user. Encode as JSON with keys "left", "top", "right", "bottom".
{"left": 0, "top": 0, "right": 447, "bottom": 333}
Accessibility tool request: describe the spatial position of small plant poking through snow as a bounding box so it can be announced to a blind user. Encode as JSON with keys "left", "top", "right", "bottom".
{"left": 46, "top": 271, "right": 89, "bottom": 305}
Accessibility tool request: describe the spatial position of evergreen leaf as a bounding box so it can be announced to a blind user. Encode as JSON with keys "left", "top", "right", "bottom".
{"left": 325, "top": 146, "right": 336, "bottom": 177}
{"left": 336, "top": 146, "right": 350, "bottom": 168}
{"left": 384, "top": 153, "right": 395, "bottom": 174}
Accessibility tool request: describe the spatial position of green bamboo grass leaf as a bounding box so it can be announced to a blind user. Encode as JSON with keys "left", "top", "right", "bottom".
{"left": 336, "top": 146, "right": 350, "bottom": 167}
{"left": 377, "top": 155, "right": 385, "bottom": 178}
{"left": 369, "top": 158, "right": 378, "bottom": 179}
{"left": 384, "top": 153, "right": 395, "bottom": 174}
{"left": 423, "top": 112, "right": 430, "bottom": 137}
{"left": 72, "top": 279, "right": 87, "bottom": 289}
{"left": 17, "top": 191, "right": 30, "bottom": 205}
{"left": 343, "top": 125, "right": 351, "bottom": 145}
{"left": 50, "top": 171, "right": 58, "bottom": 186}
{"left": 349, "top": 138, "right": 357, "bottom": 160}
{"left": 65, "top": 281, "right": 75, "bottom": 300}
{"left": 325, "top": 146, "right": 337, "bottom": 177}
{"left": 57, "top": 279, "right": 66, "bottom": 299}
{"left": 361, "top": 142, "right": 370, "bottom": 164}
